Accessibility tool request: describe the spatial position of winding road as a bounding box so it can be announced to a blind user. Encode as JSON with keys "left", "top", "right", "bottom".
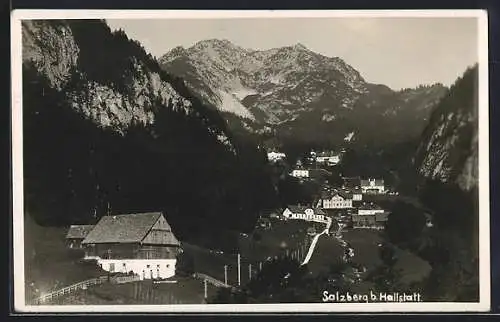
{"left": 300, "top": 217, "right": 332, "bottom": 265}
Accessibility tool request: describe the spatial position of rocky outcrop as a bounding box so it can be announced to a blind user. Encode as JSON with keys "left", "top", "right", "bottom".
{"left": 22, "top": 20, "right": 233, "bottom": 149}
{"left": 414, "top": 65, "right": 478, "bottom": 191}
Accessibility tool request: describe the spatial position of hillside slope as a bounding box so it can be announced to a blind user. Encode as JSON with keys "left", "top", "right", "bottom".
{"left": 412, "top": 65, "right": 480, "bottom": 301}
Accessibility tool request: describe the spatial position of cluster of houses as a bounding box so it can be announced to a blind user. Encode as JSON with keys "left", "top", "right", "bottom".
{"left": 280, "top": 176, "right": 391, "bottom": 230}
{"left": 65, "top": 212, "right": 181, "bottom": 280}
{"left": 289, "top": 150, "right": 343, "bottom": 180}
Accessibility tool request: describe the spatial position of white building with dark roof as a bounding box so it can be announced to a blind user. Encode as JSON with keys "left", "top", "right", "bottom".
{"left": 81, "top": 212, "right": 181, "bottom": 280}
{"left": 282, "top": 206, "right": 328, "bottom": 223}
{"left": 352, "top": 203, "right": 389, "bottom": 229}
{"left": 360, "top": 178, "right": 385, "bottom": 194}
{"left": 318, "top": 190, "right": 354, "bottom": 209}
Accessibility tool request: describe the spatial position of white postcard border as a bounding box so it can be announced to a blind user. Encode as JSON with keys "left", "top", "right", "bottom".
{"left": 11, "top": 9, "right": 490, "bottom": 313}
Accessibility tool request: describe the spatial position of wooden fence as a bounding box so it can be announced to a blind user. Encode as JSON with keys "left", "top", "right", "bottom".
{"left": 193, "top": 272, "right": 231, "bottom": 288}
{"left": 33, "top": 276, "right": 109, "bottom": 305}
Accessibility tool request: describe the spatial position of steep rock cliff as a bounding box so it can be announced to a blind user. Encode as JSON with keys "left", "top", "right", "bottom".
{"left": 414, "top": 65, "right": 479, "bottom": 191}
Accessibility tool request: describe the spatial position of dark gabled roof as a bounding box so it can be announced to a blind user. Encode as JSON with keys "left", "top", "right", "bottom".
{"left": 316, "top": 151, "right": 339, "bottom": 157}
{"left": 375, "top": 212, "right": 389, "bottom": 222}
{"left": 288, "top": 205, "right": 308, "bottom": 213}
{"left": 360, "top": 179, "right": 385, "bottom": 186}
{"left": 66, "top": 225, "right": 95, "bottom": 239}
{"left": 287, "top": 205, "right": 325, "bottom": 215}
{"left": 342, "top": 177, "right": 361, "bottom": 189}
{"left": 315, "top": 208, "right": 326, "bottom": 215}
{"left": 82, "top": 212, "right": 170, "bottom": 244}
{"left": 321, "top": 189, "right": 352, "bottom": 200}
{"left": 309, "top": 168, "right": 332, "bottom": 177}
{"left": 358, "top": 203, "right": 384, "bottom": 211}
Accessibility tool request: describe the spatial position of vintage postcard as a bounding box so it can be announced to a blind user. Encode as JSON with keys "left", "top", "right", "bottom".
{"left": 11, "top": 9, "right": 490, "bottom": 313}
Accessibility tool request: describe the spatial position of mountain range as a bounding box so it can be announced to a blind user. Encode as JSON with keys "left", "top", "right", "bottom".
{"left": 160, "top": 39, "right": 448, "bottom": 148}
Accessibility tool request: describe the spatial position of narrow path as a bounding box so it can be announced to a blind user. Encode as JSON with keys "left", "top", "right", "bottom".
{"left": 300, "top": 217, "right": 332, "bottom": 266}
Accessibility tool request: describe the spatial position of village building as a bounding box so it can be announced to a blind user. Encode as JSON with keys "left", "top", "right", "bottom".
{"left": 267, "top": 151, "right": 286, "bottom": 163}
{"left": 351, "top": 203, "right": 389, "bottom": 229}
{"left": 360, "top": 178, "right": 385, "bottom": 194}
{"left": 256, "top": 217, "right": 272, "bottom": 230}
{"left": 291, "top": 168, "right": 309, "bottom": 178}
{"left": 282, "top": 206, "right": 328, "bottom": 223}
{"left": 351, "top": 188, "right": 363, "bottom": 201}
{"left": 309, "top": 168, "right": 332, "bottom": 181}
{"left": 65, "top": 225, "right": 95, "bottom": 249}
{"left": 342, "top": 176, "right": 361, "bottom": 189}
{"left": 315, "top": 151, "right": 341, "bottom": 166}
{"left": 81, "top": 212, "right": 181, "bottom": 280}
{"left": 318, "top": 190, "right": 354, "bottom": 209}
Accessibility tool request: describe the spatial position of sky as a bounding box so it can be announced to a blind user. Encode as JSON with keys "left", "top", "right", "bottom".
{"left": 106, "top": 17, "right": 479, "bottom": 90}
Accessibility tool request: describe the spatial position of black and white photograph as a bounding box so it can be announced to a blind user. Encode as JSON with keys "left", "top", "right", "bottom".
{"left": 11, "top": 10, "right": 489, "bottom": 312}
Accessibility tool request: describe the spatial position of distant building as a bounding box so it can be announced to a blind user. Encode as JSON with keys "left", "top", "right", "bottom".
{"left": 282, "top": 206, "right": 328, "bottom": 223}
{"left": 360, "top": 178, "right": 385, "bottom": 194}
{"left": 309, "top": 168, "right": 332, "bottom": 181}
{"left": 319, "top": 190, "right": 353, "bottom": 209}
{"left": 267, "top": 151, "right": 286, "bottom": 163}
{"left": 352, "top": 203, "right": 389, "bottom": 229}
{"left": 82, "top": 212, "right": 181, "bottom": 280}
{"left": 351, "top": 188, "right": 363, "bottom": 201}
{"left": 65, "top": 225, "right": 95, "bottom": 249}
{"left": 291, "top": 168, "right": 309, "bottom": 178}
{"left": 315, "top": 151, "right": 341, "bottom": 166}
{"left": 257, "top": 217, "right": 272, "bottom": 229}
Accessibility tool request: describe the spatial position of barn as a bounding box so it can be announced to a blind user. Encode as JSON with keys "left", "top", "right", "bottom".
{"left": 65, "top": 225, "right": 95, "bottom": 249}
{"left": 81, "top": 212, "right": 181, "bottom": 280}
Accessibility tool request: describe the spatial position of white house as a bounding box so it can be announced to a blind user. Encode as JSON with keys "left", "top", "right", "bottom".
{"left": 351, "top": 188, "right": 363, "bottom": 201}
{"left": 267, "top": 151, "right": 286, "bottom": 162}
{"left": 315, "top": 151, "right": 341, "bottom": 166}
{"left": 352, "top": 203, "right": 388, "bottom": 229}
{"left": 360, "top": 178, "right": 385, "bottom": 194}
{"left": 282, "top": 206, "right": 328, "bottom": 223}
{"left": 82, "top": 212, "right": 181, "bottom": 280}
{"left": 357, "top": 203, "right": 385, "bottom": 215}
{"left": 291, "top": 168, "right": 310, "bottom": 178}
{"left": 319, "top": 190, "right": 353, "bottom": 209}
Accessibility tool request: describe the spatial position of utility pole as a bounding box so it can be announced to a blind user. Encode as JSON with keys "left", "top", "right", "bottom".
{"left": 224, "top": 265, "right": 228, "bottom": 285}
{"left": 248, "top": 264, "right": 252, "bottom": 280}
{"left": 237, "top": 253, "right": 241, "bottom": 286}
{"left": 259, "top": 262, "right": 262, "bottom": 271}
{"left": 204, "top": 279, "right": 207, "bottom": 300}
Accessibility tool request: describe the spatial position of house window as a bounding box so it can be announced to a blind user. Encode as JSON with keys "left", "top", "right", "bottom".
{"left": 166, "top": 264, "right": 170, "bottom": 268}
{"left": 109, "top": 263, "right": 115, "bottom": 272}
{"left": 146, "top": 264, "right": 150, "bottom": 268}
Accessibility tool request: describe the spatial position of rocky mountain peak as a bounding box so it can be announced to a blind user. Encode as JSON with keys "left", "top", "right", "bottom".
{"left": 160, "top": 38, "right": 447, "bottom": 146}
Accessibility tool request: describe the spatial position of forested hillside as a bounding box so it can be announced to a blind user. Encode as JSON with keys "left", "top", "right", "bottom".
{"left": 23, "top": 20, "right": 277, "bottom": 250}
